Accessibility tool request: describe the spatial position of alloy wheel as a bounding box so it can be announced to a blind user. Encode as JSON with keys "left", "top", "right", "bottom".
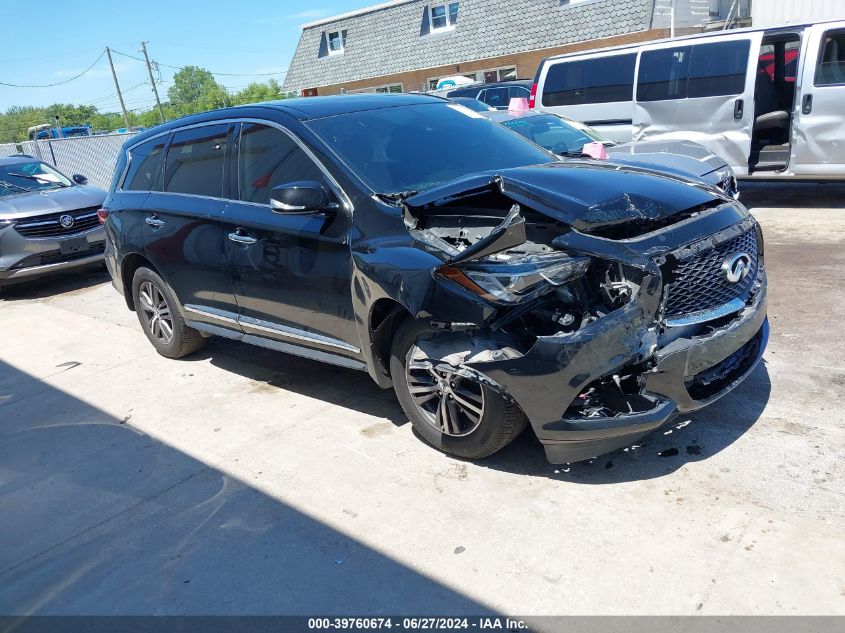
{"left": 405, "top": 344, "right": 485, "bottom": 437}
{"left": 138, "top": 281, "right": 174, "bottom": 345}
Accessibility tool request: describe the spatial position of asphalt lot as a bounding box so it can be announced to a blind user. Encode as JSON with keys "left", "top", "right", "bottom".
{"left": 1, "top": 181, "right": 844, "bottom": 617}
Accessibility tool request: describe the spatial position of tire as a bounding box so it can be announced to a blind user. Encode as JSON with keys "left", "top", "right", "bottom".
{"left": 131, "top": 266, "right": 205, "bottom": 359}
{"left": 390, "top": 319, "right": 528, "bottom": 460}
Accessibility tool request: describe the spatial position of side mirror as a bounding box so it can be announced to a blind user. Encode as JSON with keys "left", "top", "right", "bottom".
{"left": 72, "top": 174, "right": 88, "bottom": 185}
{"left": 270, "top": 181, "right": 329, "bottom": 214}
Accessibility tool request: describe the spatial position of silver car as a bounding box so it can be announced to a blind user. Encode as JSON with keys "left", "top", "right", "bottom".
{"left": 482, "top": 110, "right": 739, "bottom": 199}
{"left": 0, "top": 156, "right": 107, "bottom": 292}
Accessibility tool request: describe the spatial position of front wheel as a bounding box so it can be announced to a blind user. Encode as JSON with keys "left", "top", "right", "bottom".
{"left": 390, "top": 320, "right": 527, "bottom": 460}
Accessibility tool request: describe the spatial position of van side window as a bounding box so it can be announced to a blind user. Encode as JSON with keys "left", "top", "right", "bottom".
{"left": 124, "top": 137, "right": 166, "bottom": 191}
{"left": 237, "top": 124, "right": 325, "bottom": 204}
{"left": 816, "top": 30, "right": 845, "bottom": 86}
{"left": 637, "top": 46, "right": 692, "bottom": 102}
{"left": 687, "top": 40, "right": 750, "bottom": 98}
{"left": 163, "top": 124, "right": 228, "bottom": 197}
{"left": 542, "top": 54, "right": 636, "bottom": 106}
{"left": 638, "top": 40, "right": 749, "bottom": 102}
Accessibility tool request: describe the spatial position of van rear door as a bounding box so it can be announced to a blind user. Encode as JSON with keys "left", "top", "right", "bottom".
{"left": 536, "top": 50, "right": 638, "bottom": 143}
{"left": 792, "top": 22, "right": 845, "bottom": 177}
{"left": 633, "top": 33, "right": 763, "bottom": 176}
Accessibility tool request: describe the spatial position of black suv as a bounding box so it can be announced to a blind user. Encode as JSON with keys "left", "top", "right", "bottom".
{"left": 103, "top": 94, "right": 768, "bottom": 464}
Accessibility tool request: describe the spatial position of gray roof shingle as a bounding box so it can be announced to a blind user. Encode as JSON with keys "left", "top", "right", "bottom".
{"left": 282, "top": 0, "right": 655, "bottom": 93}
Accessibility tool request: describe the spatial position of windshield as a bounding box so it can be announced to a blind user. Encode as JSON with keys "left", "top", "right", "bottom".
{"left": 306, "top": 102, "right": 556, "bottom": 194}
{"left": 0, "top": 161, "right": 73, "bottom": 196}
{"left": 499, "top": 114, "right": 614, "bottom": 155}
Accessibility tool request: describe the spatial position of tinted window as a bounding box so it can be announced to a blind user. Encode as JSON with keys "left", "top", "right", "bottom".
{"left": 637, "top": 41, "right": 749, "bottom": 101}
{"left": 542, "top": 54, "right": 636, "bottom": 106}
{"left": 508, "top": 86, "right": 530, "bottom": 100}
{"left": 163, "top": 124, "right": 228, "bottom": 197}
{"left": 124, "top": 137, "right": 166, "bottom": 191}
{"left": 687, "top": 40, "right": 750, "bottom": 98}
{"left": 816, "top": 30, "right": 845, "bottom": 86}
{"left": 483, "top": 87, "right": 509, "bottom": 108}
{"left": 306, "top": 103, "right": 554, "bottom": 193}
{"left": 238, "top": 124, "right": 325, "bottom": 204}
{"left": 637, "top": 46, "right": 691, "bottom": 102}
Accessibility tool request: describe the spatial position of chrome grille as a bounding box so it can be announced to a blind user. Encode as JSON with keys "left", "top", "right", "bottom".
{"left": 663, "top": 229, "right": 759, "bottom": 318}
{"left": 14, "top": 207, "right": 100, "bottom": 238}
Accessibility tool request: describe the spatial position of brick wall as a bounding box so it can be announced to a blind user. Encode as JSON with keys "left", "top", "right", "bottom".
{"left": 309, "top": 28, "right": 678, "bottom": 95}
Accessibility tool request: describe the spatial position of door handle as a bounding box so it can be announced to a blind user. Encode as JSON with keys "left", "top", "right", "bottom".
{"left": 145, "top": 216, "right": 165, "bottom": 228}
{"left": 802, "top": 94, "right": 813, "bottom": 115}
{"left": 228, "top": 229, "right": 257, "bottom": 245}
{"left": 734, "top": 99, "right": 744, "bottom": 120}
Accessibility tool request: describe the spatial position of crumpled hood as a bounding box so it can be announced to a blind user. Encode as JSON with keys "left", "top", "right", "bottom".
{"left": 606, "top": 140, "right": 727, "bottom": 182}
{"left": 0, "top": 185, "right": 106, "bottom": 221}
{"left": 405, "top": 161, "right": 724, "bottom": 232}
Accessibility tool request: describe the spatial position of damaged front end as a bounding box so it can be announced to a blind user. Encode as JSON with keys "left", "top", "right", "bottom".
{"left": 401, "top": 164, "right": 768, "bottom": 464}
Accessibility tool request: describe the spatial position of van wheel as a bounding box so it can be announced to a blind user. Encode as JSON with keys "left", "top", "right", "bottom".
{"left": 132, "top": 267, "right": 205, "bottom": 359}
{"left": 390, "top": 319, "right": 527, "bottom": 460}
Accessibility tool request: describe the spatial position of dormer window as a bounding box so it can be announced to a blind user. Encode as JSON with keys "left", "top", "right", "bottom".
{"left": 327, "top": 31, "right": 344, "bottom": 55}
{"left": 430, "top": 2, "right": 459, "bottom": 32}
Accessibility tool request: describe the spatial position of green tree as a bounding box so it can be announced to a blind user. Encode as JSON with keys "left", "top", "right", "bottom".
{"left": 232, "top": 79, "right": 285, "bottom": 105}
{"left": 167, "top": 65, "right": 228, "bottom": 114}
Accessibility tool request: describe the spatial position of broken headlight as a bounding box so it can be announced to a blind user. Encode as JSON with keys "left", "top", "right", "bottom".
{"left": 436, "top": 252, "right": 590, "bottom": 304}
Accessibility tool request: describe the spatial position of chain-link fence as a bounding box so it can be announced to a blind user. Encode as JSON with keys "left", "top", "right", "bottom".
{"left": 0, "top": 133, "right": 138, "bottom": 189}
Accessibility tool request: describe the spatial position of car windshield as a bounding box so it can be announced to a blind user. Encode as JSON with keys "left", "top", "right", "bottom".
{"left": 499, "top": 114, "right": 615, "bottom": 156}
{"left": 305, "top": 102, "right": 556, "bottom": 194}
{"left": 0, "top": 160, "right": 72, "bottom": 196}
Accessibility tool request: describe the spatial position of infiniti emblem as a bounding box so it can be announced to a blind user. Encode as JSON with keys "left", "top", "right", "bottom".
{"left": 59, "top": 214, "right": 75, "bottom": 229}
{"left": 722, "top": 252, "right": 752, "bottom": 284}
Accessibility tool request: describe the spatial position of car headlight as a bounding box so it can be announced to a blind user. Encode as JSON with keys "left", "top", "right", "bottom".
{"left": 436, "top": 252, "right": 591, "bottom": 303}
{"left": 711, "top": 166, "right": 739, "bottom": 199}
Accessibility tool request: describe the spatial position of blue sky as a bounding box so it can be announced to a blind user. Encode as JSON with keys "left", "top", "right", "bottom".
{"left": 0, "top": 0, "right": 368, "bottom": 112}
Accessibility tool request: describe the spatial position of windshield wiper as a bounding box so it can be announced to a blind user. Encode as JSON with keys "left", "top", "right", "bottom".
{"left": 0, "top": 179, "right": 29, "bottom": 192}
{"left": 7, "top": 172, "right": 68, "bottom": 187}
{"left": 375, "top": 190, "right": 419, "bottom": 204}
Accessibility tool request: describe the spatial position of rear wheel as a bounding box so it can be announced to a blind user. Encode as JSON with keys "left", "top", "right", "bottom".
{"left": 390, "top": 320, "right": 527, "bottom": 460}
{"left": 132, "top": 267, "right": 205, "bottom": 358}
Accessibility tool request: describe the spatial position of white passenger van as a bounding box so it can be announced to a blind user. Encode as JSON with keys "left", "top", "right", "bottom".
{"left": 530, "top": 19, "right": 845, "bottom": 179}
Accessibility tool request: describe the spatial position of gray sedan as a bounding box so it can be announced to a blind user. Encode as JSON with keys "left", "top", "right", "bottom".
{"left": 481, "top": 110, "right": 739, "bottom": 199}
{"left": 0, "top": 156, "right": 107, "bottom": 292}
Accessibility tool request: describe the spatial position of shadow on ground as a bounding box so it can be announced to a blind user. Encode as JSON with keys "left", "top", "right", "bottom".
{"left": 0, "top": 359, "right": 492, "bottom": 615}
{"left": 481, "top": 362, "right": 771, "bottom": 483}
{"left": 740, "top": 181, "right": 845, "bottom": 209}
{"left": 0, "top": 265, "right": 109, "bottom": 302}
{"left": 184, "top": 335, "right": 771, "bottom": 485}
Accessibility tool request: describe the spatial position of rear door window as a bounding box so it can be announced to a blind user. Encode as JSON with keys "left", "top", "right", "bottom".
{"left": 237, "top": 123, "right": 325, "bottom": 204}
{"left": 542, "top": 54, "right": 636, "bottom": 106}
{"left": 482, "top": 87, "right": 509, "bottom": 108}
{"left": 816, "top": 29, "right": 845, "bottom": 85}
{"left": 638, "top": 40, "right": 750, "bottom": 101}
{"left": 124, "top": 136, "right": 166, "bottom": 191}
{"left": 163, "top": 124, "right": 229, "bottom": 197}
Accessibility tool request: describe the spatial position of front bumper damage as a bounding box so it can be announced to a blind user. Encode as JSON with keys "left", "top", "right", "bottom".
{"left": 400, "top": 167, "right": 768, "bottom": 464}
{"left": 467, "top": 273, "right": 767, "bottom": 464}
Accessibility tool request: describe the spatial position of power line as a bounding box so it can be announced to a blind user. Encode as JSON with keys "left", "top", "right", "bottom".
{"left": 109, "top": 48, "right": 286, "bottom": 77}
{"left": 0, "top": 50, "right": 107, "bottom": 87}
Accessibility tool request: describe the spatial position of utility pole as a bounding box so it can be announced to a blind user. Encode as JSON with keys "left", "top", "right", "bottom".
{"left": 106, "top": 47, "right": 131, "bottom": 130}
{"left": 140, "top": 41, "right": 165, "bottom": 123}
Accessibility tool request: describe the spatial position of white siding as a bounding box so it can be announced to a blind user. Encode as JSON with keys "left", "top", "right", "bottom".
{"left": 752, "top": 0, "right": 845, "bottom": 27}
